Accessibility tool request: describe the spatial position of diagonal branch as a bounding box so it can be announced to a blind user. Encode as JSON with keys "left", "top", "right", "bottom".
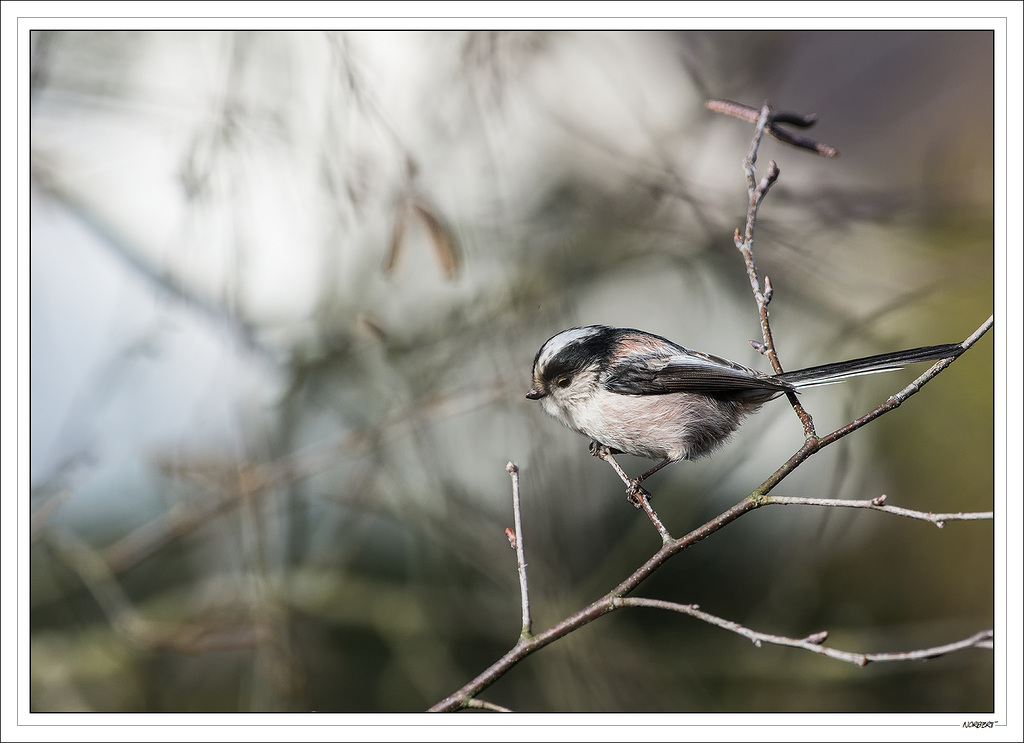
{"left": 754, "top": 314, "right": 993, "bottom": 499}
{"left": 431, "top": 103, "right": 992, "bottom": 713}
{"left": 429, "top": 316, "right": 992, "bottom": 712}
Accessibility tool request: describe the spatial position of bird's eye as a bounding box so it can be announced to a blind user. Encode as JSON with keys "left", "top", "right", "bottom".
{"left": 557, "top": 376, "right": 571, "bottom": 388}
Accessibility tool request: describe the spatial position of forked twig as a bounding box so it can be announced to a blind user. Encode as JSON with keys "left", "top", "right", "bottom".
{"left": 430, "top": 405, "right": 993, "bottom": 711}
{"left": 707, "top": 98, "right": 840, "bottom": 157}
{"left": 429, "top": 102, "right": 992, "bottom": 712}
{"left": 732, "top": 100, "right": 817, "bottom": 438}
{"left": 433, "top": 320, "right": 992, "bottom": 711}
{"left": 755, "top": 315, "right": 993, "bottom": 499}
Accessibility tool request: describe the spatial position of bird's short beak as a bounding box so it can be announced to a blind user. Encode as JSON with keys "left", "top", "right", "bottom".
{"left": 525, "top": 388, "right": 545, "bottom": 400}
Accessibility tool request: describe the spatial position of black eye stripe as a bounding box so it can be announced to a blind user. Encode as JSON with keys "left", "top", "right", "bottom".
{"left": 537, "top": 329, "right": 616, "bottom": 383}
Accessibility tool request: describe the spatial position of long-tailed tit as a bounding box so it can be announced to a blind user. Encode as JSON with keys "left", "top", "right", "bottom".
{"left": 525, "top": 325, "right": 962, "bottom": 501}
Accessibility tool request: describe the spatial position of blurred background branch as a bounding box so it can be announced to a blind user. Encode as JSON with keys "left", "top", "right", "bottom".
{"left": 28, "top": 29, "right": 996, "bottom": 713}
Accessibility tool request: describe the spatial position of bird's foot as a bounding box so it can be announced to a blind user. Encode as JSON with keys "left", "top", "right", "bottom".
{"left": 626, "top": 480, "right": 652, "bottom": 508}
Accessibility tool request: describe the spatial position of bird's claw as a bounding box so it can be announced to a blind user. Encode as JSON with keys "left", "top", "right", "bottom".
{"left": 589, "top": 441, "right": 620, "bottom": 458}
{"left": 626, "top": 481, "right": 652, "bottom": 508}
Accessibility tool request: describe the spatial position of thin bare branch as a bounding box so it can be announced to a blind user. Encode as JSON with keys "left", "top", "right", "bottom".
{"left": 506, "top": 462, "right": 532, "bottom": 639}
{"left": 733, "top": 102, "right": 817, "bottom": 438}
{"left": 462, "top": 698, "right": 513, "bottom": 712}
{"left": 707, "top": 98, "right": 840, "bottom": 157}
{"left": 592, "top": 447, "right": 673, "bottom": 543}
{"left": 753, "top": 314, "right": 992, "bottom": 498}
{"left": 430, "top": 105, "right": 991, "bottom": 713}
{"left": 429, "top": 315, "right": 992, "bottom": 712}
{"left": 767, "top": 493, "right": 993, "bottom": 527}
{"left": 617, "top": 598, "right": 992, "bottom": 667}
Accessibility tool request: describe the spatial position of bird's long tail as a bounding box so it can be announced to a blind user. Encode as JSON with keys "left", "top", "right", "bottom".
{"left": 777, "top": 343, "right": 964, "bottom": 389}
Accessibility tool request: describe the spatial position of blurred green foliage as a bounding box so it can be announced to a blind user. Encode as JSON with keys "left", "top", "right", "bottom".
{"left": 30, "top": 30, "right": 994, "bottom": 714}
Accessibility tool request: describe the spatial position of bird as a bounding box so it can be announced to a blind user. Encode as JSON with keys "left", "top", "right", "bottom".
{"left": 525, "top": 325, "right": 962, "bottom": 501}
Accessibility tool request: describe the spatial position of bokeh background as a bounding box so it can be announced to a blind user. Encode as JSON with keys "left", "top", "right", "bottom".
{"left": 29, "top": 29, "right": 995, "bottom": 713}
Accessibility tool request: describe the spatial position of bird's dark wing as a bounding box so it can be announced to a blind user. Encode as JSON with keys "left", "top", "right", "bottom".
{"left": 603, "top": 350, "right": 792, "bottom": 396}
